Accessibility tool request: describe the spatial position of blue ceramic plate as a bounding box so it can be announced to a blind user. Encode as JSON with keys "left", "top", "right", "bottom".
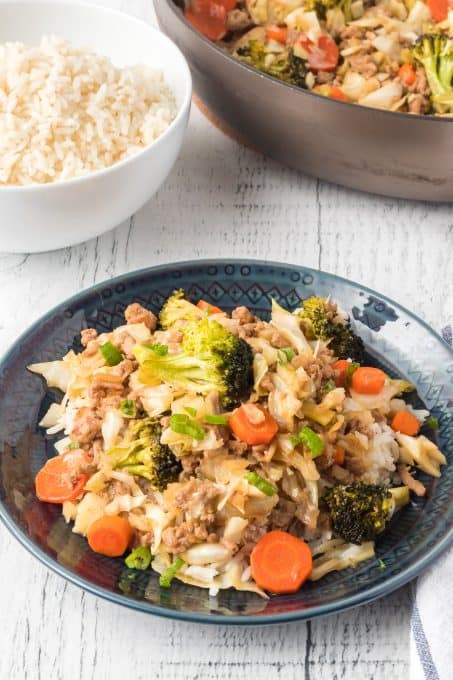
{"left": 0, "top": 260, "right": 452, "bottom": 624}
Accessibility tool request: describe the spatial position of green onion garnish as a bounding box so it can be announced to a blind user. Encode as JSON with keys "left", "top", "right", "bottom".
{"left": 291, "top": 426, "right": 325, "bottom": 458}
{"left": 346, "top": 362, "right": 360, "bottom": 386}
{"left": 99, "top": 341, "right": 123, "bottom": 366}
{"left": 159, "top": 557, "right": 185, "bottom": 588}
{"left": 68, "top": 441, "right": 80, "bottom": 450}
{"left": 119, "top": 399, "right": 136, "bottom": 417}
{"left": 427, "top": 416, "right": 439, "bottom": 430}
{"left": 125, "top": 546, "right": 152, "bottom": 571}
{"left": 184, "top": 406, "right": 197, "bottom": 417}
{"left": 170, "top": 413, "right": 205, "bottom": 440}
{"left": 277, "top": 347, "right": 295, "bottom": 365}
{"left": 324, "top": 380, "right": 335, "bottom": 393}
{"left": 204, "top": 414, "right": 229, "bottom": 426}
{"left": 143, "top": 343, "right": 169, "bottom": 356}
{"left": 245, "top": 471, "right": 277, "bottom": 496}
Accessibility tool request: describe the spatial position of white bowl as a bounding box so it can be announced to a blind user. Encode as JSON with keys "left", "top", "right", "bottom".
{"left": 0, "top": 0, "right": 192, "bottom": 253}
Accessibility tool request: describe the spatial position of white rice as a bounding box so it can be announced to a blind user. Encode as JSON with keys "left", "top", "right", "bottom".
{"left": 0, "top": 36, "right": 177, "bottom": 186}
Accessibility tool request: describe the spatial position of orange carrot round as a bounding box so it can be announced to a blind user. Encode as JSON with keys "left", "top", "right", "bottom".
{"left": 391, "top": 410, "right": 420, "bottom": 436}
{"left": 427, "top": 0, "right": 448, "bottom": 22}
{"left": 35, "top": 450, "right": 89, "bottom": 504}
{"left": 196, "top": 299, "right": 223, "bottom": 315}
{"left": 229, "top": 404, "right": 279, "bottom": 445}
{"left": 314, "top": 84, "right": 348, "bottom": 101}
{"left": 87, "top": 516, "right": 132, "bottom": 557}
{"left": 351, "top": 366, "right": 386, "bottom": 394}
{"left": 332, "top": 359, "right": 350, "bottom": 387}
{"left": 250, "top": 530, "right": 312, "bottom": 594}
{"left": 266, "top": 24, "right": 288, "bottom": 44}
{"left": 334, "top": 445, "right": 345, "bottom": 465}
{"left": 398, "top": 63, "right": 416, "bottom": 86}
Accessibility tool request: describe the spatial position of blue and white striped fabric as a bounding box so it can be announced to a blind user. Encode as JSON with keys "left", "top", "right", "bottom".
{"left": 410, "top": 326, "right": 453, "bottom": 680}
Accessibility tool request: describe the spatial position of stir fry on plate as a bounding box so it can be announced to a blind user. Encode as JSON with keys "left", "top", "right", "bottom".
{"left": 182, "top": 0, "right": 453, "bottom": 114}
{"left": 30, "top": 292, "right": 446, "bottom": 596}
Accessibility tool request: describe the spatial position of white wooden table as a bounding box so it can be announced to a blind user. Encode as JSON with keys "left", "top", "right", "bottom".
{"left": 1, "top": 1, "right": 452, "bottom": 678}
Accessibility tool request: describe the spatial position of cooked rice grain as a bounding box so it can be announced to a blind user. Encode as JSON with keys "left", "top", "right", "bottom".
{"left": 0, "top": 36, "right": 177, "bottom": 186}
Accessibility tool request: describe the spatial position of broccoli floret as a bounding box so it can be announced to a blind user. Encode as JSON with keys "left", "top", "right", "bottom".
{"left": 304, "top": 0, "right": 354, "bottom": 21}
{"left": 236, "top": 41, "right": 307, "bottom": 88}
{"left": 323, "top": 482, "right": 410, "bottom": 544}
{"left": 296, "top": 296, "right": 365, "bottom": 363}
{"left": 107, "top": 418, "right": 182, "bottom": 491}
{"left": 159, "top": 289, "right": 204, "bottom": 329}
{"left": 135, "top": 317, "right": 253, "bottom": 408}
{"left": 412, "top": 34, "right": 453, "bottom": 113}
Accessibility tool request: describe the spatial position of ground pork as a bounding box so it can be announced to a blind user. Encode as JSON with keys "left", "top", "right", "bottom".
{"left": 232, "top": 306, "right": 256, "bottom": 325}
{"left": 161, "top": 519, "right": 217, "bottom": 554}
{"left": 316, "top": 71, "right": 335, "bottom": 84}
{"left": 227, "top": 439, "right": 249, "bottom": 456}
{"left": 80, "top": 328, "right": 102, "bottom": 356}
{"left": 124, "top": 302, "right": 157, "bottom": 330}
{"left": 81, "top": 328, "right": 98, "bottom": 347}
{"left": 227, "top": 8, "right": 252, "bottom": 32}
{"left": 346, "top": 54, "right": 379, "bottom": 78}
{"left": 174, "top": 479, "right": 220, "bottom": 512}
{"left": 70, "top": 406, "right": 101, "bottom": 444}
{"left": 269, "top": 498, "right": 297, "bottom": 531}
{"left": 236, "top": 517, "right": 269, "bottom": 558}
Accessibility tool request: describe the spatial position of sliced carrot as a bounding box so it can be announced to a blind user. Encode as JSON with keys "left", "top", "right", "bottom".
{"left": 295, "top": 34, "right": 339, "bottom": 72}
{"left": 229, "top": 404, "right": 279, "bottom": 445}
{"left": 334, "top": 445, "right": 345, "bottom": 465}
{"left": 332, "top": 359, "right": 350, "bottom": 387}
{"left": 217, "top": 0, "right": 236, "bottom": 9}
{"left": 184, "top": 0, "right": 228, "bottom": 42}
{"left": 250, "top": 530, "right": 312, "bottom": 594}
{"left": 87, "top": 516, "right": 132, "bottom": 557}
{"left": 427, "top": 0, "right": 448, "bottom": 22}
{"left": 351, "top": 366, "right": 387, "bottom": 395}
{"left": 266, "top": 24, "right": 288, "bottom": 44}
{"left": 314, "top": 84, "right": 348, "bottom": 101}
{"left": 391, "top": 410, "right": 420, "bottom": 436}
{"left": 398, "top": 63, "right": 416, "bottom": 86}
{"left": 35, "top": 449, "right": 89, "bottom": 504}
{"left": 196, "top": 299, "right": 223, "bottom": 315}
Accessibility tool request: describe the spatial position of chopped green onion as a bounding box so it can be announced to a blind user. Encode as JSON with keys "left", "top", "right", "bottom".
{"left": 291, "top": 426, "right": 325, "bottom": 458}
{"left": 324, "top": 380, "right": 335, "bottom": 393}
{"left": 169, "top": 413, "right": 205, "bottom": 440}
{"left": 277, "top": 347, "right": 295, "bottom": 365}
{"left": 427, "top": 416, "right": 439, "bottom": 430}
{"left": 68, "top": 441, "right": 80, "bottom": 450}
{"left": 125, "top": 546, "right": 152, "bottom": 570}
{"left": 119, "top": 399, "right": 136, "bottom": 417}
{"left": 378, "top": 558, "right": 386, "bottom": 571}
{"left": 282, "top": 347, "right": 295, "bottom": 362}
{"left": 99, "top": 341, "right": 123, "bottom": 366}
{"left": 245, "top": 471, "right": 277, "bottom": 496}
{"left": 346, "top": 362, "right": 360, "bottom": 386}
{"left": 159, "top": 557, "right": 185, "bottom": 588}
{"left": 143, "top": 343, "right": 169, "bottom": 356}
{"left": 204, "top": 414, "right": 229, "bottom": 426}
{"left": 184, "top": 406, "right": 197, "bottom": 417}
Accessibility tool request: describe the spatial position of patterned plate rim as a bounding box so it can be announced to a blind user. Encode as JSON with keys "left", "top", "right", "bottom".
{"left": 0, "top": 258, "right": 451, "bottom": 625}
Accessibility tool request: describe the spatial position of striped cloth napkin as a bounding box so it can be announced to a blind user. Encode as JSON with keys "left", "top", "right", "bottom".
{"left": 410, "top": 326, "right": 453, "bottom": 680}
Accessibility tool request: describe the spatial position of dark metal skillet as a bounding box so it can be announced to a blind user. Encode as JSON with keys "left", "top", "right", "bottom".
{"left": 155, "top": 0, "right": 453, "bottom": 201}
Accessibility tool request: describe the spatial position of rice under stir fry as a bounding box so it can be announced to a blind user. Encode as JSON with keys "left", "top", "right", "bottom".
{"left": 30, "top": 292, "right": 446, "bottom": 596}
